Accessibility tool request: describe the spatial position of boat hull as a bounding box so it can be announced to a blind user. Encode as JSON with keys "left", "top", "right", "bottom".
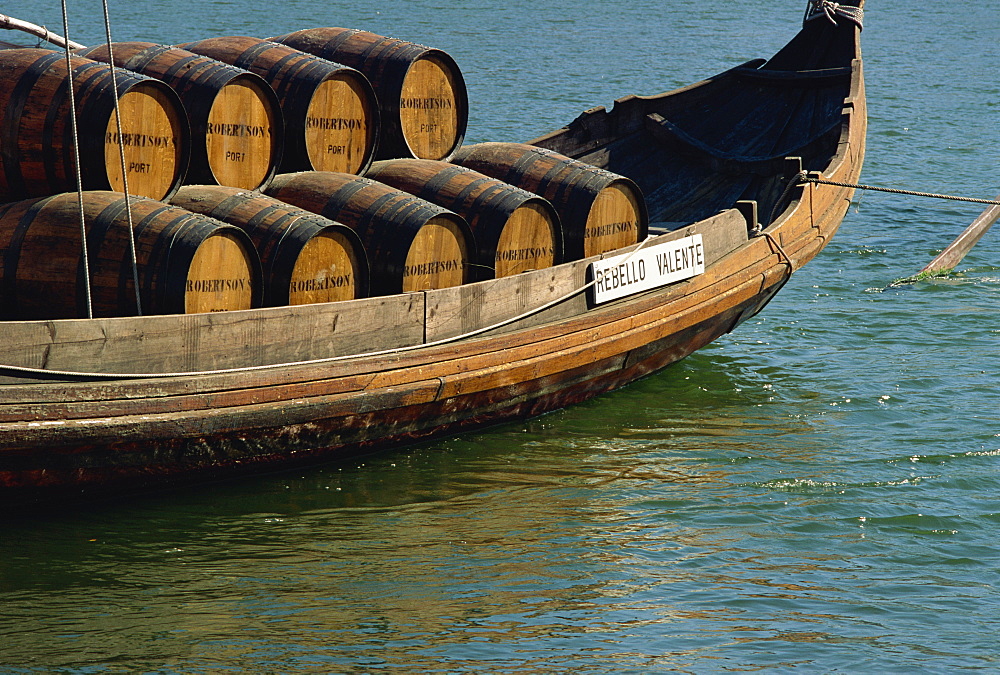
{"left": 0, "top": 272, "right": 781, "bottom": 502}
{"left": 0, "top": 9, "right": 865, "bottom": 505}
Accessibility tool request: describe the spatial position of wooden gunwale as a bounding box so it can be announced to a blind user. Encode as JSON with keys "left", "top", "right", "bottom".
{"left": 0, "top": 269, "right": 784, "bottom": 454}
{"left": 0, "top": 233, "right": 796, "bottom": 424}
{"left": 12, "top": 220, "right": 750, "bottom": 373}
{"left": 0, "top": 233, "right": 778, "bottom": 415}
{"left": 0, "top": 225, "right": 777, "bottom": 403}
{"left": 0, "top": 208, "right": 746, "bottom": 393}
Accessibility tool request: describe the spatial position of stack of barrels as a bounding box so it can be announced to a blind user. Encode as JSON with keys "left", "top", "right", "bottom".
{"left": 0, "top": 25, "right": 646, "bottom": 320}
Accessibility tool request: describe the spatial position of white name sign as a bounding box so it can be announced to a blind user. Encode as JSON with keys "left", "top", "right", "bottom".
{"left": 589, "top": 234, "right": 705, "bottom": 304}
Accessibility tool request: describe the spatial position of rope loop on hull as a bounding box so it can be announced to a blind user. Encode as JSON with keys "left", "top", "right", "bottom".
{"left": 804, "top": 1, "right": 864, "bottom": 30}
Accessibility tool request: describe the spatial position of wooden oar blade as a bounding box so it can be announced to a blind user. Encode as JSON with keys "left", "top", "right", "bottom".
{"left": 920, "top": 196, "right": 1000, "bottom": 275}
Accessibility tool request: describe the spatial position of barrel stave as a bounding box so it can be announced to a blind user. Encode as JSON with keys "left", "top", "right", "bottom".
{"left": 452, "top": 142, "right": 649, "bottom": 260}
{"left": 77, "top": 42, "right": 283, "bottom": 191}
{"left": 179, "top": 36, "right": 379, "bottom": 175}
{"left": 265, "top": 171, "right": 474, "bottom": 295}
{"left": 271, "top": 28, "right": 467, "bottom": 161}
{"left": 171, "top": 184, "right": 369, "bottom": 305}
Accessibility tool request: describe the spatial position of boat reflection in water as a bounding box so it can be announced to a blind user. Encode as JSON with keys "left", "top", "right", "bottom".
{"left": 0, "top": 352, "right": 838, "bottom": 668}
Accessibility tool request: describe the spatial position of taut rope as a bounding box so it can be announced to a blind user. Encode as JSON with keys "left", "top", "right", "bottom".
{"left": 59, "top": 0, "right": 93, "bottom": 319}
{"left": 769, "top": 171, "right": 1000, "bottom": 227}
{"left": 101, "top": 0, "right": 143, "bottom": 315}
{"left": 802, "top": 176, "right": 1000, "bottom": 206}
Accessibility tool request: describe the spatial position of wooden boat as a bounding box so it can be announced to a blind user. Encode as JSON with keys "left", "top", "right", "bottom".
{"left": 0, "top": 1, "right": 866, "bottom": 506}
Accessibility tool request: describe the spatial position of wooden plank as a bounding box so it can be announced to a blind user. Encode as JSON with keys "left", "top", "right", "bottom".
{"left": 404, "top": 240, "right": 775, "bottom": 398}
{"left": 424, "top": 207, "right": 748, "bottom": 342}
{"left": 0, "top": 378, "right": 443, "bottom": 451}
{"left": 423, "top": 257, "right": 592, "bottom": 342}
{"left": 644, "top": 207, "right": 748, "bottom": 260}
{"left": 0, "top": 214, "right": 773, "bottom": 404}
{"left": 0, "top": 292, "right": 425, "bottom": 380}
{"left": 0, "top": 231, "right": 779, "bottom": 415}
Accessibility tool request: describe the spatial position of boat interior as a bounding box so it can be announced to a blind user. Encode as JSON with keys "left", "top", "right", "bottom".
{"left": 534, "top": 16, "right": 861, "bottom": 230}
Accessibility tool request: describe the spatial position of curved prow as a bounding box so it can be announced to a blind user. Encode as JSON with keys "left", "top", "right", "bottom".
{"left": 766, "top": 0, "right": 864, "bottom": 71}
{"left": 531, "top": 0, "right": 864, "bottom": 234}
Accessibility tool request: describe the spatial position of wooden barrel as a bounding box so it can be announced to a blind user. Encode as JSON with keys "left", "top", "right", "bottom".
{"left": 365, "top": 159, "right": 562, "bottom": 281}
{"left": 77, "top": 42, "right": 283, "bottom": 191}
{"left": 171, "top": 184, "right": 369, "bottom": 306}
{"left": 452, "top": 142, "right": 649, "bottom": 260}
{"left": 0, "top": 48, "right": 189, "bottom": 202}
{"left": 271, "top": 28, "right": 467, "bottom": 162}
{"left": 265, "top": 171, "right": 474, "bottom": 296}
{"left": 0, "top": 191, "right": 262, "bottom": 319}
{"left": 178, "top": 36, "right": 379, "bottom": 176}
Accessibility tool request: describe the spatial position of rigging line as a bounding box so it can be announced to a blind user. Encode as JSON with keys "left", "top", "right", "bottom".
{"left": 59, "top": 0, "right": 93, "bottom": 319}
{"left": 0, "top": 236, "right": 663, "bottom": 381}
{"left": 802, "top": 176, "right": 1000, "bottom": 205}
{"left": 101, "top": 0, "right": 142, "bottom": 315}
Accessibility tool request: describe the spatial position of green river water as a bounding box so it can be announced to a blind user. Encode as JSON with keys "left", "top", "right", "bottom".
{"left": 1, "top": 0, "right": 999, "bottom": 671}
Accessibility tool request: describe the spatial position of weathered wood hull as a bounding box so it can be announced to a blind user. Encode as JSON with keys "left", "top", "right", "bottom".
{"left": 0, "top": 8, "right": 865, "bottom": 505}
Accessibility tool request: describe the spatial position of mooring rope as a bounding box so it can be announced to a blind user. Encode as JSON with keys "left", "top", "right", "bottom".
{"left": 59, "top": 0, "right": 94, "bottom": 319}
{"left": 804, "top": 1, "right": 864, "bottom": 30}
{"left": 100, "top": 0, "right": 143, "bottom": 315}
{"left": 767, "top": 171, "right": 1000, "bottom": 228}
{"left": 801, "top": 176, "right": 1000, "bottom": 205}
